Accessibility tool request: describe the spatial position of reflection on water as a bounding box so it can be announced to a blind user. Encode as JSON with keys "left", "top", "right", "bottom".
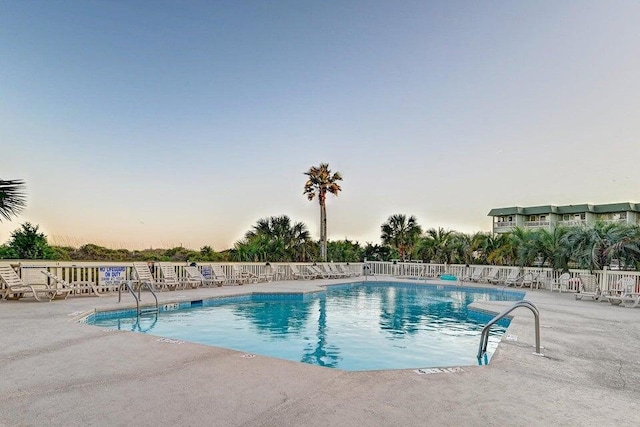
{"left": 92, "top": 283, "right": 522, "bottom": 371}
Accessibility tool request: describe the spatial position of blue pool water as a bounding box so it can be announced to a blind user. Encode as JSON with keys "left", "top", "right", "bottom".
{"left": 89, "top": 282, "right": 524, "bottom": 371}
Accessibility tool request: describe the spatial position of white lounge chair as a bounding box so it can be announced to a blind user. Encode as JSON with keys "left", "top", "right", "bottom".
{"left": 575, "top": 273, "right": 600, "bottom": 301}
{"left": 232, "top": 265, "right": 257, "bottom": 283}
{"left": 485, "top": 267, "right": 501, "bottom": 284}
{"left": 158, "top": 263, "right": 200, "bottom": 289}
{"left": 41, "top": 270, "right": 106, "bottom": 297}
{"left": 185, "top": 266, "right": 223, "bottom": 287}
{"left": 503, "top": 269, "right": 522, "bottom": 287}
{"left": 0, "top": 264, "right": 71, "bottom": 302}
{"left": 606, "top": 277, "right": 639, "bottom": 307}
{"left": 336, "top": 263, "right": 356, "bottom": 277}
{"left": 605, "top": 277, "right": 635, "bottom": 305}
{"left": 517, "top": 272, "right": 534, "bottom": 288}
{"left": 133, "top": 262, "right": 175, "bottom": 291}
{"left": 550, "top": 273, "right": 571, "bottom": 292}
{"left": 257, "top": 264, "right": 278, "bottom": 282}
{"left": 460, "top": 266, "right": 481, "bottom": 282}
{"left": 211, "top": 264, "right": 247, "bottom": 285}
{"left": 290, "top": 264, "right": 315, "bottom": 280}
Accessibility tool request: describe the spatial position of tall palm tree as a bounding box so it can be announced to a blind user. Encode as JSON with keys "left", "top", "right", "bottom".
{"left": 380, "top": 214, "right": 422, "bottom": 261}
{"left": 303, "top": 163, "right": 342, "bottom": 261}
{"left": 0, "top": 179, "right": 27, "bottom": 222}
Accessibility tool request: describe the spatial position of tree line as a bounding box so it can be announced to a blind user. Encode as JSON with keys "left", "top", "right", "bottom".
{"left": 3, "top": 216, "right": 639, "bottom": 271}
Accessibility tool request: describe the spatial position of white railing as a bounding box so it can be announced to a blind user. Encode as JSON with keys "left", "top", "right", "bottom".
{"left": 364, "top": 261, "right": 639, "bottom": 294}
{"left": 4, "top": 261, "right": 366, "bottom": 291}
{"left": 494, "top": 222, "right": 516, "bottom": 228}
{"left": 558, "top": 220, "right": 586, "bottom": 226}
{"left": 524, "top": 221, "right": 550, "bottom": 227}
{"left": 3, "top": 260, "right": 639, "bottom": 296}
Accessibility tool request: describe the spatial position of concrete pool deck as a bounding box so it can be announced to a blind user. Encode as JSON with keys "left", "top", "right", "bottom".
{"left": 1, "top": 278, "right": 639, "bottom": 426}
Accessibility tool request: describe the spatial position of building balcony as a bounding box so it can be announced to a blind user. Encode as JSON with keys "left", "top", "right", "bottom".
{"left": 494, "top": 221, "right": 516, "bottom": 228}
{"left": 558, "top": 220, "right": 586, "bottom": 227}
{"left": 524, "top": 221, "right": 550, "bottom": 228}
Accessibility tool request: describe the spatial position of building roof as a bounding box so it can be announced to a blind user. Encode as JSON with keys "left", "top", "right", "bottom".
{"left": 488, "top": 202, "right": 639, "bottom": 216}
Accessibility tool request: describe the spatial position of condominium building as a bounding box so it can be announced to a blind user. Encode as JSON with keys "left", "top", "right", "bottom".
{"left": 488, "top": 202, "right": 640, "bottom": 234}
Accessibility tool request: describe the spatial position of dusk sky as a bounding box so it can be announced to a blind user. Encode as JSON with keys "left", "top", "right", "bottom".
{"left": 2, "top": 1, "right": 639, "bottom": 250}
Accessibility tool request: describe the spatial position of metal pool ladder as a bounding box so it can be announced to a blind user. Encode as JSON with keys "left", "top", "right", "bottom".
{"left": 118, "top": 281, "right": 159, "bottom": 315}
{"left": 477, "top": 300, "right": 543, "bottom": 360}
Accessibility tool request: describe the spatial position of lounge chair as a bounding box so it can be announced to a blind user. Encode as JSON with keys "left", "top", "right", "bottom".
{"left": 0, "top": 264, "right": 71, "bottom": 302}
{"left": 503, "top": 269, "right": 522, "bottom": 287}
{"left": 517, "top": 272, "right": 534, "bottom": 288}
{"left": 575, "top": 273, "right": 600, "bottom": 301}
{"left": 185, "top": 266, "right": 223, "bottom": 287}
{"left": 158, "top": 263, "right": 200, "bottom": 289}
{"left": 324, "top": 263, "right": 348, "bottom": 278}
{"left": 290, "top": 264, "right": 315, "bottom": 280}
{"left": 232, "top": 265, "right": 257, "bottom": 283}
{"left": 606, "top": 277, "right": 639, "bottom": 307}
{"left": 550, "top": 273, "right": 571, "bottom": 292}
{"left": 604, "top": 277, "right": 635, "bottom": 305}
{"left": 132, "top": 262, "right": 176, "bottom": 291}
{"left": 307, "top": 265, "right": 331, "bottom": 279}
{"left": 531, "top": 270, "right": 549, "bottom": 290}
{"left": 336, "top": 263, "right": 356, "bottom": 277}
{"left": 461, "top": 266, "right": 485, "bottom": 282}
{"left": 257, "top": 264, "right": 279, "bottom": 282}
{"left": 41, "top": 270, "right": 106, "bottom": 297}
{"left": 211, "top": 264, "right": 247, "bottom": 285}
{"left": 485, "top": 267, "right": 501, "bottom": 284}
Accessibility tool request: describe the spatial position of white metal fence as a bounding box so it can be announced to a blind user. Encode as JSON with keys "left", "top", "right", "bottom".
{"left": 2, "top": 260, "right": 639, "bottom": 295}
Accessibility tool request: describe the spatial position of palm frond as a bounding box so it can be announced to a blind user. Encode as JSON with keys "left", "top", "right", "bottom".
{"left": 0, "top": 179, "right": 27, "bottom": 221}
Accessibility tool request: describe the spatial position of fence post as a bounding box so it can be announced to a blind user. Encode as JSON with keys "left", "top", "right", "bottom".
{"left": 601, "top": 266, "right": 609, "bottom": 292}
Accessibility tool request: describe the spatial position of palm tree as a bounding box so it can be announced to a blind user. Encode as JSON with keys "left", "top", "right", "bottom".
{"left": 235, "top": 215, "right": 313, "bottom": 262}
{"left": 419, "top": 227, "right": 455, "bottom": 263}
{"left": 303, "top": 163, "right": 342, "bottom": 261}
{"left": 380, "top": 214, "right": 422, "bottom": 261}
{"left": 530, "top": 227, "right": 569, "bottom": 270}
{"left": 562, "top": 222, "right": 639, "bottom": 271}
{"left": 0, "top": 179, "right": 27, "bottom": 222}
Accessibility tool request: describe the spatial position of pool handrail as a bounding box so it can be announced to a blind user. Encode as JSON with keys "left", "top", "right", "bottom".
{"left": 477, "top": 300, "right": 542, "bottom": 360}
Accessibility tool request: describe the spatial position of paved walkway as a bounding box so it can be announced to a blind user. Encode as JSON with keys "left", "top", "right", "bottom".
{"left": 1, "top": 278, "right": 639, "bottom": 426}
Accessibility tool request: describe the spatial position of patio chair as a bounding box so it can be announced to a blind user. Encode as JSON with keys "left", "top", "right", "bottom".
{"left": 133, "top": 262, "right": 176, "bottom": 291}
{"left": 255, "top": 264, "right": 277, "bottom": 282}
{"left": 41, "top": 270, "right": 107, "bottom": 297}
{"left": 604, "top": 277, "right": 635, "bottom": 305}
{"left": 324, "top": 263, "right": 348, "bottom": 278}
{"left": 461, "top": 266, "right": 485, "bottom": 282}
{"left": 337, "top": 263, "right": 356, "bottom": 277}
{"left": 503, "top": 269, "right": 522, "bottom": 287}
{"left": 211, "top": 264, "right": 247, "bottom": 285}
{"left": 307, "top": 265, "right": 331, "bottom": 279}
{"left": 531, "top": 270, "right": 549, "bottom": 290}
{"left": 0, "top": 264, "right": 71, "bottom": 302}
{"left": 232, "top": 265, "right": 257, "bottom": 283}
{"left": 575, "top": 273, "right": 600, "bottom": 301}
{"left": 158, "top": 263, "right": 200, "bottom": 289}
{"left": 485, "top": 267, "right": 501, "bottom": 284}
{"left": 185, "top": 266, "right": 223, "bottom": 287}
{"left": 550, "top": 273, "right": 571, "bottom": 292}
{"left": 290, "top": 264, "right": 315, "bottom": 280}
{"left": 517, "top": 272, "right": 534, "bottom": 288}
{"left": 606, "top": 277, "right": 639, "bottom": 307}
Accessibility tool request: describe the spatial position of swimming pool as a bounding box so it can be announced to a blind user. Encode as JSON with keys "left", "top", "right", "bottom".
{"left": 88, "top": 282, "right": 524, "bottom": 371}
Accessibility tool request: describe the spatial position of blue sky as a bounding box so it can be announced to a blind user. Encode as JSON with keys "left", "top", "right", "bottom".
{"left": 1, "top": 1, "right": 639, "bottom": 250}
